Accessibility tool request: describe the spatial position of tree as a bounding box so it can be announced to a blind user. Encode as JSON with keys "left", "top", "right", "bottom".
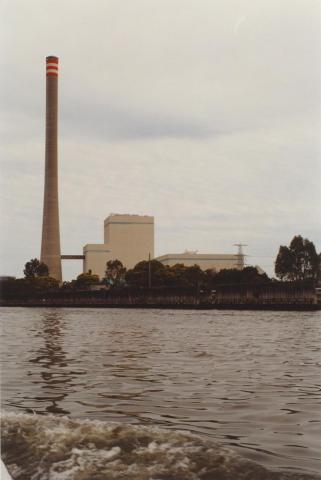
{"left": 60, "top": 280, "right": 77, "bottom": 290}
{"left": 161, "top": 263, "right": 187, "bottom": 287}
{"left": 213, "top": 268, "right": 242, "bottom": 285}
{"left": 275, "top": 235, "right": 320, "bottom": 281}
{"left": 167, "top": 264, "right": 206, "bottom": 288}
{"left": 275, "top": 246, "right": 295, "bottom": 281}
{"left": 125, "top": 260, "right": 166, "bottom": 287}
{"left": 74, "top": 271, "right": 99, "bottom": 289}
{"left": 104, "top": 259, "right": 126, "bottom": 287}
{"left": 126, "top": 261, "right": 209, "bottom": 289}
{"left": 1, "top": 276, "right": 59, "bottom": 297}
{"left": 241, "top": 266, "right": 270, "bottom": 283}
{"left": 30, "top": 276, "right": 60, "bottom": 291}
{"left": 24, "top": 258, "right": 49, "bottom": 278}
{"left": 203, "top": 267, "right": 269, "bottom": 287}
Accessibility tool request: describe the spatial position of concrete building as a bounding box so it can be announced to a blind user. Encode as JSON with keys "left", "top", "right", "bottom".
{"left": 156, "top": 251, "right": 244, "bottom": 271}
{"left": 83, "top": 214, "right": 154, "bottom": 279}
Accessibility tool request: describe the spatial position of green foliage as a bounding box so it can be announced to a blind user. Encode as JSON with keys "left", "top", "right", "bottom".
{"left": 31, "top": 276, "right": 60, "bottom": 291}
{"left": 125, "top": 260, "right": 270, "bottom": 290}
{"left": 165, "top": 264, "right": 206, "bottom": 288}
{"left": 74, "top": 271, "right": 100, "bottom": 288}
{"left": 275, "top": 246, "right": 294, "bottom": 280}
{"left": 125, "top": 260, "right": 166, "bottom": 287}
{"left": 211, "top": 266, "right": 270, "bottom": 286}
{"left": 126, "top": 261, "right": 207, "bottom": 289}
{"left": 275, "top": 235, "right": 320, "bottom": 281}
{"left": 1, "top": 276, "right": 59, "bottom": 296}
{"left": 23, "top": 258, "right": 49, "bottom": 278}
{"left": 103, "top": 260, "right": 126, "bottom": 287}
{"left": 60, "top": 280, "right": 77, "bottom": 291}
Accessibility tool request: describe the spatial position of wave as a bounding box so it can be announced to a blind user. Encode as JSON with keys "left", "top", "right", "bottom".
{"left": 193, "top": 351, "right": 214, "bottom": 358}
{"left": 1, "top": 411, "right": 319, "bottom": 480}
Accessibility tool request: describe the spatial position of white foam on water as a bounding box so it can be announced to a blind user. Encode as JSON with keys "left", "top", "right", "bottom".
{"left": 1, "top": 458, "right": 14, "bottom": 480}
{"left": 1, "top": 411, "right": 319, "bottom": 480}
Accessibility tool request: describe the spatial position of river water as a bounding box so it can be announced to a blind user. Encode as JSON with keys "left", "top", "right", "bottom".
{"left": 1, "top": 307, "right": 320, "bottom": 479}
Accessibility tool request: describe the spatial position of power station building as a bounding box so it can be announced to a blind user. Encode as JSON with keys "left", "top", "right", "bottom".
{"left": 39, "top": 55, "right": 246, "bottom": 282}
{"left": 82, "top": 215, "right": 244, "bottom": 279}
{"left": 83, "top": 214, "right": 154, "bottom": 278}
{"left": 156, "top": 252, "right": 243, "bottom": 271}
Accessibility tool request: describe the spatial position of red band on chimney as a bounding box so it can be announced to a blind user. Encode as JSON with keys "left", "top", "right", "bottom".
{"left": 46, "top": 57, "right": 59, "bottom": 76}
{"left": 46, "top": 56, "right": 58, "bottom": 63}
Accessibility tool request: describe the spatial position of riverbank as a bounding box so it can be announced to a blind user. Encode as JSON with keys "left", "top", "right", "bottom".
{"left": 1, "top": 281, "right": 319, "bottom": 310}
{"left": 0, "top": 299, "right": 319, "bottom": 310}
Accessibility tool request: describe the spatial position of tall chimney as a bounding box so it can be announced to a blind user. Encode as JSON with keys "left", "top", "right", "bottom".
{"left": 40, "top": 56, "right": 62, "bottom": 282}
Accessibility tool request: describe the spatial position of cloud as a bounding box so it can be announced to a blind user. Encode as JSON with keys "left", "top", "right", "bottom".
{"left": 60, "top": 98, "right": 215, "bottom": 140}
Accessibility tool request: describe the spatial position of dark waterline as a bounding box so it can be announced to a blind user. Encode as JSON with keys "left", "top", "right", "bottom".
{"left": 1, "top": 307, "right": 321, "bottom": 476}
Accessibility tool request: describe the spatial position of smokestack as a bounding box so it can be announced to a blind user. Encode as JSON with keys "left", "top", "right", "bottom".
{"left": 40, "top": 56, "right": 62, "bottom": 282}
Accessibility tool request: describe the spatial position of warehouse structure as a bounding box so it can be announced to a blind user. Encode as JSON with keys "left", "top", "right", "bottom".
{"left": 156, "top": 251, "right": 243, "bottom": 271}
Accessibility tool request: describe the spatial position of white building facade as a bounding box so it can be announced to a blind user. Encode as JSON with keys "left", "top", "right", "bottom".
{"left": 156, "top": 251, "right": 244, "bottom": 271}
{"left": 83, "top": 214, "right": 154, "bottom": 279}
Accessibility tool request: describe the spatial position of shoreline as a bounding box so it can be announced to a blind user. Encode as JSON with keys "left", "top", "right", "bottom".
{"left": 1, "top": 302, "right": 320, "bottom": 311}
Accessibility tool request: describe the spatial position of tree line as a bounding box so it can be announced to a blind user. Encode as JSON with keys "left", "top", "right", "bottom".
{"left": 0, "top": 235, "right": 320, "bottom": 297}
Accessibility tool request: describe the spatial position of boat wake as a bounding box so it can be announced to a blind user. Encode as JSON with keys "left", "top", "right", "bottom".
{"left": 1, "top": 411, "right": 319, "bottom": 480}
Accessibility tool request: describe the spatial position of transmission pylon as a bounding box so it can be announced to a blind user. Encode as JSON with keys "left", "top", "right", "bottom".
{"left": 233, "top": 243, "right": 248, "bottom": 269}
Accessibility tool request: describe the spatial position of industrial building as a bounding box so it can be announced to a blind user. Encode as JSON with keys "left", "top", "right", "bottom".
{"left": 83, "top": 214, "right": 154, "bottom": 279}
{"left": 38, "top": 55, "right": 246, "bottom": 282}
{"left": 82, "top": 215, "right": 244, "bottom": 279}
{"left": 156, "top": 251, "right": 244, "bottom": 271}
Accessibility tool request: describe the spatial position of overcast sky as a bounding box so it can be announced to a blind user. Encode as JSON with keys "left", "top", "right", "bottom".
{"left": 1, "top": 0, "right": 320, "bottom": 280}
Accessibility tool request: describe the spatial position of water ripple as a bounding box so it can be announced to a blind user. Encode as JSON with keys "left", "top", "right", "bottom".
{"left": 1, "top": 307, "right": 321, "bottom": 476}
